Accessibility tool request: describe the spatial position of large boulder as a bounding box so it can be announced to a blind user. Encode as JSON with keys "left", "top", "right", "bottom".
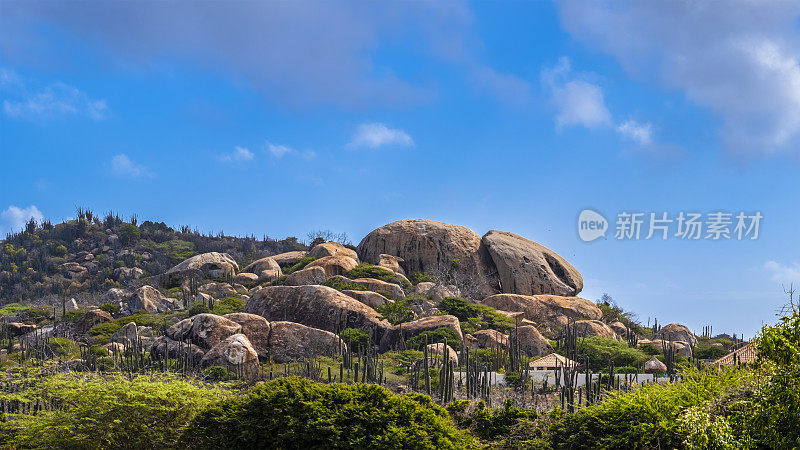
{"left": 379, "top": 315, "right": 462, "bottom": 352}
{"left": 242, "top": 257, "right": 283, "bottom": 282}
{"left": 655, "top": 323, "right": 698, "bottom": 347}
{"left": 342, "top": 290, "right": 392, "bottom": 309}
{"left": 200, "top": 334, "right": 259, "bottom": 375}
{"left": 271, "top": 251, "right": 308, "bottom": 266}
{"left": 233, "top": 272, "right": 260, "bottom": 285}
{"left": 149, "top": 336, "right": 206, "bottom": 364}
{"left": 7, "top": 323, "right": 36, "bottom": 337}
{"left": 223, "top": 313, "right": 271, "bottom": 357}
{"left": 473, "top": 329, "right": 509, "bottom": 349}
{"left": 609, "top": 321, "right": 628, "bottom": 337}
{"left": 198, "top": 282, "right": 237, "bottom": 298}
{"left": 165, "top": 252, "right": 239, "bottom": 279}
{"left": 244, "top": 285, "right": 392, "bottom": 339}
{"left": 284, "top": 266, "right": 326, "bottom": 286}
{"left": 516, "top": 325, "right": 553, "bottom": 357}
{"left": 268, "top": 321, "right": 345, "bottom": 363}
{"left": 652, "top": 339, "right": 693, "bottom": 358}
{"left": 349, "top": 278, "right": 405, "bottom": 299}
{"left": 356, "top": 219, "right": 498, "bottom": 297}
{"left": 378, "top": 254, "right": 406, "bottom": 275}
{"left": 480, "top": 294, "right": 601, "bottom": 333}
{"left": 75, "top": 309, "right": 113, "bottom": 335}
{"left": 305, "top": 255, "right": 359, "bottom": 278}
{"left": 574, "top": 320, "right": 617, "bottom": 339}
{"left": 481, "top": 230, "right": 582, "bottom": 296}
{"left": 127, "top": 285, "right": 179, "bottom": 313}
{"left": 101, "top": 287, "right": 130, "bottom": 304}
{"left": 166, "top": 314, "right": 242, "bottom": 350}
{"left": 308, "top": 242, "right": 358, "bottom": 261}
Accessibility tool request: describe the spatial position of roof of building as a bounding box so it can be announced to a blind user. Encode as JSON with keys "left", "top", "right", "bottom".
{"left": 713, "top": 342, "right": 758, "bottom": 366}
{"left": 528, "top": 352, "right": 578, "bottom": 368}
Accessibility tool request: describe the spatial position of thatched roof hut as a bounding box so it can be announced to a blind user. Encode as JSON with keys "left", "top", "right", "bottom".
{"left": 644, "top": 356, "right": 667, "bottom": 373}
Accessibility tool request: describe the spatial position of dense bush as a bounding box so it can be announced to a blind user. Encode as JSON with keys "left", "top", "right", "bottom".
{"left": 339, "top": 328, "right": 371, "bottom": 351}
{"left": 448, "top": 399, "right": 536, "bottom": 441}
{"left": 375, "top": 299, "right": 416, "bottom": 325}
{"left": 282, "top": 256, "right": 316, "bottom": 275}
{"left": 0, "top": 373, "right": 228, "bottom": 449}
{"left": 437, "top": 297, "right": 514, "bottom": 334}
{"left": 748, "top": 308, "right": 800, "bottom": 448}
{"left": 549, "top": 368, "right": 752, "bottom": 449}
{"left": 324, "top": 277, "right": 368, "bottom": 292}
{"left": 118, "top": 223, "right": 141, "bottom": 245}
{"left": 211, "top": 296, "right": 245, "bottom": 315}
{"left": 344, "top": 264, "right": 409, "bottom": 287}
{"left": 98, "top": 303, "right": 119, "bottom": 314}
{"left": 180, "top": 377, "right": 474, "bottom": 449}
{"left": 575, "top": 337, "right": 649, "bottom": 370}
{"left": 407, "top": 328, "right": 462, "bottom": 351}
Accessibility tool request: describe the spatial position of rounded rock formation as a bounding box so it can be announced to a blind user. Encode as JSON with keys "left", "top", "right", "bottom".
{"left": 481, "top": 230, "right": 582, "bottom": 296}
{"left": 268, "top": 321, "right": 346, "bottom": 363}
{"left": 357, "top": 219, "right": 498, "bottom": 297}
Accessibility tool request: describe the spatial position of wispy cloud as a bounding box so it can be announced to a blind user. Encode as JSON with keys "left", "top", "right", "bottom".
{"left": 556, "top": 1, "right": 800, "bottom": 158}
{"left": 267, "top": 143, "right": 293, "bottom": 158}
{"left": 764, "top": 260, "right": 800, "bottom": 284}
{"left": 110, "top": 154, "right": 153, "bottom": 178}
{"left": 0, "top": 205, "right": 43, "bottom": 236}
{"left": 348, "top": 122, "right": 414, "bottom": 149}
{"left": 3, "top": 77, "right": 107, "bottom": 120}
{"left": 617, "top": 119, "right": 653, "bottom": 146}
{"left": 220, "top": 146, "right": 255, "bottom": 163}
{"left": 542, "top": 57, "right": 611, "bottom": 130}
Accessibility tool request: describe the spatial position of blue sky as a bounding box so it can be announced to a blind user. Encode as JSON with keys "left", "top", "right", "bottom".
{"left": 2, "top": 1, "right": 800, "bottom": 336}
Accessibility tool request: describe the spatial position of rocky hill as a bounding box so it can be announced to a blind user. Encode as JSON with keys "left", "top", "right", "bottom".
{"left": 0, "top": 210, "right": 304, "bottom": 302}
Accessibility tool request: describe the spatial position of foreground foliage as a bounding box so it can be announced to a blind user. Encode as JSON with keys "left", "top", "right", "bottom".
{"left": 0, "top": 372, "right": 229, "bottom": 449}
{"left": 180, "top": 377, "right": 475, "bottom": 449}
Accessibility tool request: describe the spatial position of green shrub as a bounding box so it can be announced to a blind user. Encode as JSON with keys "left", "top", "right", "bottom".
{"left": 549, "top": 368, "right": 751, "bottom": 449}
{"left": 282, "top": 257, "right": 316, "bottom": 275}
{"left": 48, "top": 337, "right": 78, "bottom": 357}
{"left": 98, "top": 303, "right": 119, "bottom": 315}
{"left": 187, "top": 303, "right": 210, "bottom": 316}
{"left": 694, "top": 345, "right": 727, "bottom": 360}
{"left": 639, "top": 342, "right": 661, "bottom": 355}
{"left": 412, "top": 272, "right": 435, "bottom": 284}
{"left": 0, "top": 303, "right": 28, "bottom": 317}
{"left": 344, "top": 264, "right": 409, "bottom": 287}
{"left": 118, "top": 223, "right": 141, "bottom": 245}
{"left": 88, "top": 321, "right": 123, "bottom": 338}
{"left": 1, "top": 373, "right": 227, "bottom": 449}
{"left": 180, "top": 377, "right": 474, "bottom": 449}
{"left": 407, "top": 328, "right": 462, "bottom": 351}
{"left": 53, "top": 245, "right": 68, "bottom": 257}
{"left": 375, "top": 300, "right": 415, "bottom": 325}
{"left": 448, "top": 399, "right": 536, "bottom": 441}
{"left": 212, "top": 297, "right": 245, "bottom": 315}
{"left": 437, "top": 297, "right": 514, "bottom": 334}
{"left": 201, "top": 366, "right": 234, "bottom": 382}
{"left": 324, "top": 277, "right": 367, "bottom": 292}
{"left": 339, "top": 328, "right": 371, "bottom": 351}
{"left": 576, "top": 337, "right": 649, "bottom": 370}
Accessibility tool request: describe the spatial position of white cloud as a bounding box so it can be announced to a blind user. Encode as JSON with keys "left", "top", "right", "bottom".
{"left": 556, "top": 1, "right": 800, "bottom": 157}
{"left": 617, "top": 119, "right": 653, "bottom": 146}
{"left": 221, "top": 146, "right": 254, "bottom": 163}
{"left": 541, "top": 57, "right": 611, "bottom": 129}
{"left": 3, "top": 81, "right": 106, "bottom": 120}
{"left": 348, "top": 122, "right": 414, "bottom": 149}
{"left": 267, "top": 143, "right": 293, "bottom": 158}
{"left": 765, "top": 260, "right": 800, "bottom": 284}
{"left": 1, "top": 205, "right": 43, "bottom": 236}
{"left": 110, "top": 154, "right": 153, "bottom": 178}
